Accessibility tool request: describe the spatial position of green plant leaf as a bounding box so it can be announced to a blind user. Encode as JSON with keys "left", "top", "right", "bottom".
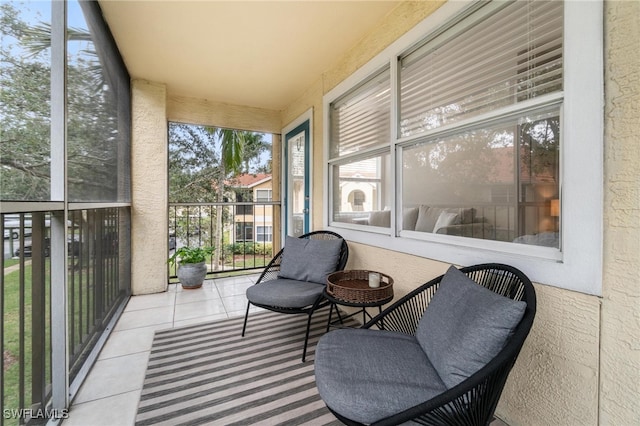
{"left": 168, "top": 246, "right": 214, "bottom": 265}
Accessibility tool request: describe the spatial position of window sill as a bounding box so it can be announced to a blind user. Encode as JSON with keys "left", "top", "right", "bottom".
{"left": 327, "top": 225, "right": 590, "bottom": 293}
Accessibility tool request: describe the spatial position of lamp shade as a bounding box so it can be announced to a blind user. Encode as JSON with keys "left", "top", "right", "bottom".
{"left": 550, "top": 199, "right": 560, "bottom": 217}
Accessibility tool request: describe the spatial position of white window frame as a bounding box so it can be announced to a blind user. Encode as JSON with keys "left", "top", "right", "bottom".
{"left": 323, "top": 0, "right": 603, "bottom": 295}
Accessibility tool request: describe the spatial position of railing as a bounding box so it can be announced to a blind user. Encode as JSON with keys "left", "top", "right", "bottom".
{"left": 169, "top": 202, "right": 280, "bottom": 279}
{"left": 66, "top": 209, "right": 128, "bottom": 381}
{"left": 2, "top": 212, "right": 53, "bottom": 425}
{"left": 1, "top": 207, "right": 129, "bottom": 425}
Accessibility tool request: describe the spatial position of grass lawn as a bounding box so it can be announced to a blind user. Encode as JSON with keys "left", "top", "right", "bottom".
{"left": 4, "top": 258, "right": 20, "bottom": 268}
{"left": 2, "top": 261, "right": 51, "bottom": 425}
{"left": 2, "top": 257, "right": 100, "bottom": 423}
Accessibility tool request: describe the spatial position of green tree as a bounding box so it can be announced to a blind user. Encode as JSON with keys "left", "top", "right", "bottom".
{"left": 0, "top": 3, "right": 52, "bottom": 200}
{"left": 212, "top": 128, "right": 243, "bottom": 270}
{"left": 168, "top": 123, "right": 221, "bottom": 203}
{"left": 168, "top": 124, "right": 271, "bottom": 203}
{"left": 168, "top": 123, "right": 271, "bottom": 270}
{"left": 240, "top": 131, "right": 270, "bottom": 173}
{"left": 1, "top": 3, "right": 124, "bottom": 202}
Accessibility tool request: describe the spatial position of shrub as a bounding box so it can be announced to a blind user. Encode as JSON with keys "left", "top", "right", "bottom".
{"left": 225, "top": 242, "right": 272, "bottom": 256}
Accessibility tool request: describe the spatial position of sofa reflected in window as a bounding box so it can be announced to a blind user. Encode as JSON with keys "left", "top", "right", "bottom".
{"left": 333, "top": 205, "right": 492, "bottom": 238}
{"left": 332, "top": 202, "right": 560, "bottom": 249}
{"left": 403, "top": 205, "right": 492, "bottom": 239}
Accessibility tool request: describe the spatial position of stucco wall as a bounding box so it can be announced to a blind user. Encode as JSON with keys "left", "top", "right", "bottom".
{"left": 280, "top": 1, "right": 639, "bottom": 425}
{"left": 600, "top": 1, "right": 640, "bottom": 424}
{"left": 497, "top": 286, "right": 601, "bottom": 424}
{"left": 168, "top": 95, "right": 281, "bottom": 134}
{"left": 131, "top": 80, "right": 169, "bottom": 295}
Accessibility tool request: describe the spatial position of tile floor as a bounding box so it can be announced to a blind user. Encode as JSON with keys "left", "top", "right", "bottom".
{"left": 63, "top": 272, "right": 510, "bottom": 426}
{"left": 64, "top": 273, "right": 262, "bottom": 426}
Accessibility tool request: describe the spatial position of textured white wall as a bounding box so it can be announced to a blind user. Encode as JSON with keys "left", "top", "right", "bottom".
{"left": 600, "top": 1, "right": 640, "bottom": 424}
{"left": 167, "top": 95, "right": 281, "bottom": 134}
{"left": 131, "top": 80, "right": 168, "bottom": 295}
{"left": 497, "top": 286, "right": 601, "bottom": 424}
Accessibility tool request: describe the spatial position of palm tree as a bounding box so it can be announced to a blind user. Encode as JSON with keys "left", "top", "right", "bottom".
{"left": 240, "top": 131, "right": 270, "bottom": 173}
{"left": 207, "top": 128, "right": 244, "bottom": 270}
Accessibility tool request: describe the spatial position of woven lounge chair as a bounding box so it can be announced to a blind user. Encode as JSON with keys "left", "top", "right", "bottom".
{"left": 242, "top": 230, "right": 349, "bottom": 362}
{"left": 315, "top": 263, "right": 536, "bottom": 425}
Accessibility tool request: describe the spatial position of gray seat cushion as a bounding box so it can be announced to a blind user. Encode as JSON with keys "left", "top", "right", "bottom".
{"left": 278, "top": 236, "right": 343, "bottom": 284}
{"left": 246, "top": 278, "right": 325, "bottom": 308}
{"left": 416, "top": 266, "right": 527, "bottom": 388}
{"left": 315, "top": 329, "right": 447, "bottom": 424}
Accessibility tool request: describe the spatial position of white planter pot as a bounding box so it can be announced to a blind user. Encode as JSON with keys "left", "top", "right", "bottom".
{"left": 177, "top": 261, "right": 207, "bottom": 289}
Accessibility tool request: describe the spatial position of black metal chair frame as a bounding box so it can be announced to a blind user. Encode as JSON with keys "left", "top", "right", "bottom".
{"left": 323, "top": 263, "right": 536, "bottom": 426}
{"left": 242, "top": 230, "right": 349, "bottom": 362}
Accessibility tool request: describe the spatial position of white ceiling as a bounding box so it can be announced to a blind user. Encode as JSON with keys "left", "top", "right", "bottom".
{"left": 98, "top": 1, "right": 401, "bottom": 111}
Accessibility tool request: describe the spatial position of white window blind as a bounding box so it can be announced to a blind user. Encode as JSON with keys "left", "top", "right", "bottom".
{"left": 256, "top": 189, "right": 272, "bottom": 202}
{"left": 329, "top": 66, "right": 391, "bottom": 159}
{"left": 399, "top": 0, "right": 563, "bottom": 137}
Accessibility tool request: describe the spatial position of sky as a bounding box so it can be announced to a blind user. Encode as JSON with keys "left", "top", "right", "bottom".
{"left": 4, "top": 1, "right": 89, "bottom": 54}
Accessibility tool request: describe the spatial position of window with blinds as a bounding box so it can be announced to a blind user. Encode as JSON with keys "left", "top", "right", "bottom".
{"left": 329, "top": 66, "right": 391, "bottom": 158}
{"left": 397, "top": 0, "right": 563, "bottom": 249}
{"left": 324, "top": 0, "right": 604, "bottom": 291}
{"left": 399, "top": 1, "right": 563, "bottom": 137}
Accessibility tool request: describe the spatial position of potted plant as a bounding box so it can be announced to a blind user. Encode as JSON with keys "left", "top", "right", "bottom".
{"left": 168, "top": 246, "right": 214, "bottom": 289}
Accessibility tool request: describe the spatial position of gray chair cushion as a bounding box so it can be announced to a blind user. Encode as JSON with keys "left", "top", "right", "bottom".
{"left": 278, "top": 236, "right": 343, "bottom": 284}
{"left": 246, "top": 278, "right": 325, "bottom": 308}
{"left": 315, "top": 329, "right": 447, "bottom": 424}
{"left": 416, "top": 265, "right": 526, "bottom": 388}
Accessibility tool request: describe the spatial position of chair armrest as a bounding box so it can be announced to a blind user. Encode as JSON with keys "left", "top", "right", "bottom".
{"left": 363, "top": 274, "right": 444, "bottom": 334}
{"left": 255, "top": 248, "right": 284, "bottom": 284}
{"left": 371, "top": 352, "right": 518, "bottom": 426}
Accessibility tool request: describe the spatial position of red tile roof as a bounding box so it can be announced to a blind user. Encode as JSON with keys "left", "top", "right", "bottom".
{"left": 229, "top": 173, "right": 271, "bottom": 188}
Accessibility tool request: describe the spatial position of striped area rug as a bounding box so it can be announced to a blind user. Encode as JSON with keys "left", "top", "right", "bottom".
{"left": 135, "top": 308, "right": 356, "bottom": 425}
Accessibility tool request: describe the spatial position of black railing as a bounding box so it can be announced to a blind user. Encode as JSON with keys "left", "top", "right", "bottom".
{"left": 2, "top": 212, "right": 53, "bottom": 425}
{"left": 67, "top": 209, "right": 128, "bottom": 381}
{"left": 169, "top": 202, "right": 279, "bottom": 279}
{"left": 1, "top": 208, "right": 129, "bottom": 425}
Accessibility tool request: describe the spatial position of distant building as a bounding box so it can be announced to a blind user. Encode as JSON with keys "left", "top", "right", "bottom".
{"left": 227, "top": 173, "right": 273, "bottom": 244}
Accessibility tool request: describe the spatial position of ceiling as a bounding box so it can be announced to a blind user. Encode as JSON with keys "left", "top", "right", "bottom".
{"left": 98, "top": 1, "right": 401, "bottom": 111}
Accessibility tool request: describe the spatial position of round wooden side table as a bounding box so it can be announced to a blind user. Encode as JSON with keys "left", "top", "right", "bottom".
{"left": 324, "top": 270, "right": 394, "bottom": 330}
